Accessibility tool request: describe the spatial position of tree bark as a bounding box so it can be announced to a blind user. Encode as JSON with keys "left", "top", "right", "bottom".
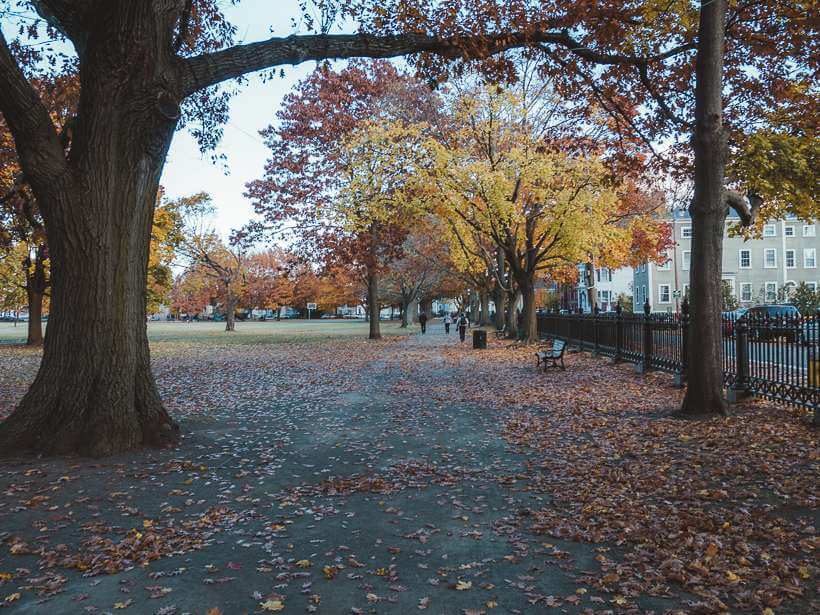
{"left": 26, "top": 289, "right": 44, "bottom": 346}
{"left": 25, "top": 248, "right": 47, "bottom": 346}
{"left": 0, "top": 4, "right": 181, "bottom": 456}
{"left": 400, "top": 294, "right": 413, "bottom": 328}
{"left": 681, "top": 0, "right": 729, "bottom": 416}
{"left": 421, "top": 298, "right": 434, "bottom": 321}
{"left": 507, "top": 289, "right": 520, "bottom": 339}
{"left": 479, "top": 288, "right": 492, "bottom": 326}
{"left": 367, "top": 266, "right": 381, "bottom": 340}
{"left": 585, "top": 262, "right": 597, "bottom": 313}
{"left": 469, "top": 291, "right": 480, "bottom": 324}
{"left": 225, "top": 288, "right": 237, "bottom": 332}
{"left": 519, "top": 276, "right": 538, "bottom": 344}
{"left": 494, "top": 286, "right": 506, "bottom": 331}
{"left": 407, "top": 298, "right": 418, "bottom": 325}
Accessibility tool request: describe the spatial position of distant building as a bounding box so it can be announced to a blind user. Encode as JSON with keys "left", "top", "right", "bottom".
{"left": 634, "top": 210, "right": 818, "bottom": 312}
{"left": 576, "top": 266, "right": 634, "bottom": 313}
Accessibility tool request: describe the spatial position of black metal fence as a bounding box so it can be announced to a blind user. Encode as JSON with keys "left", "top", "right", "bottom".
{"left": 536, "top": 307, "right": 819, "bottom": 417}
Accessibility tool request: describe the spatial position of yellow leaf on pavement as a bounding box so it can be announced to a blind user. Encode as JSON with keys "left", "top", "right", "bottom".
{"left": 260, "top": 599, "right": 285, "bottom": 612}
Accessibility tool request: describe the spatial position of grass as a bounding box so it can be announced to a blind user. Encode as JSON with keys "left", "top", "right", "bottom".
{"left": 0, "top": 319, "right": 410, "bottom": 346}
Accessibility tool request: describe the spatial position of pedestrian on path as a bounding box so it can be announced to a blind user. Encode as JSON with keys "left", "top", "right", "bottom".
{"left": 443, "top": 313, "right": 452, "bottom": 334}
{"left": 457, "top": 313, "right": 470, "bottom": 342}
{"left": 419, "top": 311, "right": 428, "bottom": 334}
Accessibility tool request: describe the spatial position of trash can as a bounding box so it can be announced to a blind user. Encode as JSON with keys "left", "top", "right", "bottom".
{"left": 473, "top": 329, "right": 487, "bottom": 349}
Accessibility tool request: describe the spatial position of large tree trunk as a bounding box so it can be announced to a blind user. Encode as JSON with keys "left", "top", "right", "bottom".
{"left": 494, "top": 287, "right": 506, "bottom": 331}
{"left": 400, "top": 293, "right": 413, "bottom": 328}
{"left": 0, "top": 6, "right": 181, "bottom": 456}
{"left": 507, "top": 289, "right": 520, "bottom": 338}
{"left": 26, "top": 288, "right": 44, "bottom": 346}
{"left": 407, "top": 298, "right": 418, "bottom": 325}
{"left": 479, "top": 288, "right": 492, "bottom": 326}
{"left": 25, "top": 247, "right": 47, "bottom": 346}
{"left": 225, "top": 289, "right": 237, "bottom": 332}
{"left": 420, "top": 297, "right": 434, "bottom": 321}
{"left": 585, "top": 262, "right": 596, "bottom": 313}
{"left": 367, "top": 267, "right": 381, "bottom": 340}
{"left": 519, "top": 277, "right": 538, "bottom": 344}
{"left": 681, "top": 0, "right": 729, "bottom": 416}
{"left": 469, "top": 291, "right": 480, "bottom": 324}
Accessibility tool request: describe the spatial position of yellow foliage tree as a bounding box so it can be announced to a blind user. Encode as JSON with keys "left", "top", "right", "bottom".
{"left": 431, "top": 88, "right": 630, "bottom": 342}
{"left": 331, "top": 120, "right": 435, "bottom": 339}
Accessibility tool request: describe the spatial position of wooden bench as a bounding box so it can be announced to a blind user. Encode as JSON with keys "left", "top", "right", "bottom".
{"left": 494, "top": 325, "right": 507, "bottom": 339}
{"left": 536, "top": 339, "right": 566, "bottom": 371}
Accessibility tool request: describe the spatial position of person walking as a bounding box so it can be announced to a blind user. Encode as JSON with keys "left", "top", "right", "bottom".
{"left": 457, "top": 312, "right": 470, "bottom": 343}
{"left": 418, "top": 311, "right": 428, "bottom": 334}
{"left": 443, "top": 313, "right": 452, "bottom": 334}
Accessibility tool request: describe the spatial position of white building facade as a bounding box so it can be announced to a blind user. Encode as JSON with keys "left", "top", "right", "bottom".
{"left": 634, "top": 210, "right": 819, "bottom": 313}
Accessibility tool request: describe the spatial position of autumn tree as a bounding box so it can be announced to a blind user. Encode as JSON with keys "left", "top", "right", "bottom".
{"left": 177, "top": 197, "right": 247, "bottom": 332}
{"left": 147, "top": 191, "right": 190, "bottom": 314}
{"left": 384, "top": 219, "right": 453, "bottom": 328}
{"left": 243, "top": 249, "right": 295, "bottom": 316}
{"left": 432, "top": 88, "right": 652, "bottom": 343}
{"left": 170, "top": 267, "right": 218, "bottom": 320}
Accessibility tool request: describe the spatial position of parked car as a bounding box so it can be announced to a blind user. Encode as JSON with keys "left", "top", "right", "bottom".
{"left": 742, "top": 304, "right": 801, "bottom": 342}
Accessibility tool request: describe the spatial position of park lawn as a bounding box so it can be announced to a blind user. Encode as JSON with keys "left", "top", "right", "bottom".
{"left": 0, "top": 319, "right": 409, "bottom": 346}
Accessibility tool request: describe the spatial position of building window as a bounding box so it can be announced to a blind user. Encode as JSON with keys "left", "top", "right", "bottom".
{"left": 807, "top": 282, "right": 817, "bottom": 292}
{"left": 683, "top": 284, "right": 690, "bottom": 299}
{"left": 659, "top": 284, "right": 671, "bottom": 303}
{"left": 657, "top": 251, "right": 671, "bottom": 271}
{"left": 739, "top": 249, "right": 751, "bottom": 268}
{"left": 598, "top": 290, "right": 612, "bottom": 311}
{"left": 765, "top": 282, "right": 777, "bottom": 302}
{"left": 764, "top": 248, "right": 777, "bottom": 268}
{"left": 681, "top": 226, "right": 692, "bottom": 239}
{"left": 682, "top": 250, "right": 691, "bottom": 270}
{"left": 763, "top": 224, "right": 776, "bottom": 237}
{"left": 784, "top": 225, "right": 795, "bottom": 237}
{"left": 805, "top": 248, "right": 817, "bottom": 268}
{"left": 741, "top": 283, "right": 752, "bottom": 302}
{"left": 804, "top": 224, "right": 816, "bottom": 237}
{"left": 786, "top": 249, "right": 796, "bottom": 268}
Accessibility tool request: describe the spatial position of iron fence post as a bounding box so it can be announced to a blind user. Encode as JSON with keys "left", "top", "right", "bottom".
{"left": 639, "top": 299, "right": 652, "bottom": 373}
{"left": 675, "top": 298, "right": 689, "bottom": 387}
{"left": 728, "top": 316, "right": 752, "bottom": 403}
{"left": 593, "top": 306, "right": 600, "bottom": 355}
{"left": 613, "top": 302, "right": 623, "bottom": 363}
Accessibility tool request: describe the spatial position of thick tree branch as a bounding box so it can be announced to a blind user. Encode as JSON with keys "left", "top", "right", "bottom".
{"left": 174, "top": 0, "right": 195, "bottom": 52}
{"left": 30, "top": 0, "right": 97, "bottom": 48}
{"left": 726, "top": 190, "right": 762, "bottom": 227}
{"left": 0, "top": 31, "right": 68, "bottom": 192}
{"left": 181, "top": 30, "right": 696, "bottom": 95}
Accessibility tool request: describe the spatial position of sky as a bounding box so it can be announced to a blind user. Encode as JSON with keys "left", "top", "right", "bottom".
{"left": 160, "top": 1, "right": 320, "bottom": 240}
